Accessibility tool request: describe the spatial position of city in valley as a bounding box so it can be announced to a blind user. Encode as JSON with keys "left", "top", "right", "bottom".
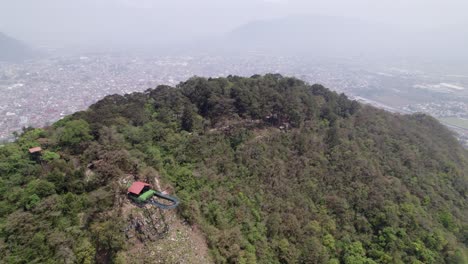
{"left": 1, "top": 53, "right": 467, "bottom": 147}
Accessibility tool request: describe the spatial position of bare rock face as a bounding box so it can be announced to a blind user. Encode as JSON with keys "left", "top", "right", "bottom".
{"left": 117, "top": 201, "right": 212, "bottom": 263}
{"left": 115, "top": 175, "right": 212, "bottom": 264}
{"left": 124, "top": 206, "right": 169, "bottom": 242}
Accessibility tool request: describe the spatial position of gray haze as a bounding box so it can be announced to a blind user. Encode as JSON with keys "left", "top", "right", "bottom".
{"left": 1, "top": 0, "right": 468, "bottom": 57}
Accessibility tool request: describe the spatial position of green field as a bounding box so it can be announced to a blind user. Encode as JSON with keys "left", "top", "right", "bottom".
{"left": 440, "top": 117, "right": 468, "bottom": 129}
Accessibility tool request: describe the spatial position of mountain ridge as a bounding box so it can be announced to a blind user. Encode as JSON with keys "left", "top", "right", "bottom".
{"left": 221, "top": 15, "right": 468, "bottom": 59}
{"left": 0, "top": 32, "right": 35, "bottom": 62}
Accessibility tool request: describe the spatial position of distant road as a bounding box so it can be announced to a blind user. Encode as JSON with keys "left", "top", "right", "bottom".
{"left": 352, "top": 95, "right": 468, "bottom": 134}
{"left": 352, "top": 96, "right": 411, "bottom": 114}
{"left": 439, "top": 122, "right": 468, "bottom": 132}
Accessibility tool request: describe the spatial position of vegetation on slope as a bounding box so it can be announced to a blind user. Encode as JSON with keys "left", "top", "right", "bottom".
{"left": 0, "top": 74, "right": 467, "bottom": 263}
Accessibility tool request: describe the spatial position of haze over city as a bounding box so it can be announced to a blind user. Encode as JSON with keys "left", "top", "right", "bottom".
{"left": 1, "top": 0, "right": 468, "bottom": 52}
{"left": 1, "top": 0, "right": 468, "bottom": 147}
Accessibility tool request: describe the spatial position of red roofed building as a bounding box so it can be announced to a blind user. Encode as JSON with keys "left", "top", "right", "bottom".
{"left": 128, "top": 181, "right": 152, "bottom": 196}
{"left": 28, "top": 147, "right": 42, "bottom": 154}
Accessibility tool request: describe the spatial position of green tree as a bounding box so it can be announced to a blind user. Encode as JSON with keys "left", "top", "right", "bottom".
{"left": 57, "top": 119, "right": 92, "bottom": 147}
{"left": 42, "top": 150, "right": 60, "bottom": 161}
{"left": 181, "top": 107, "right": 195, "bottom": 132}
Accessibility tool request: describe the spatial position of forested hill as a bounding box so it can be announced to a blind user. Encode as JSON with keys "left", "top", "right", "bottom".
{"left": 1, "top": 75, "right": 467, "bottom": 263}
{"left": 0, "top": 32, "right": 34, "bottom": 62}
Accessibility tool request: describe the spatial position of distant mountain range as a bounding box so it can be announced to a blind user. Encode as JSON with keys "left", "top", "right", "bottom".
{"left": 218, "top": 15, "right": 468, "bottom": 59}
{"left": 0, "top": 32, "right": 35, "bottom": 62}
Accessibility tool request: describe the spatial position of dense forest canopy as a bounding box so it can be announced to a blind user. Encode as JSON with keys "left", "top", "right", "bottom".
{"left": 0, "top": 74, "right": 467, "bottom": 263}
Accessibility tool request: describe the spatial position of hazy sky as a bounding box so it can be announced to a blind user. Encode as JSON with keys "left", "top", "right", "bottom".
{"left": 1, "top": 0, "right": 467, "bottom": 48}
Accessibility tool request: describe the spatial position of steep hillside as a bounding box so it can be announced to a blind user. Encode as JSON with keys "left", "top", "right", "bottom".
{"left": 0, "top": 75, "right": 467, "bottom": 263}
{"left": 0, "top": 32, "right": 34, "bottom": 62}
